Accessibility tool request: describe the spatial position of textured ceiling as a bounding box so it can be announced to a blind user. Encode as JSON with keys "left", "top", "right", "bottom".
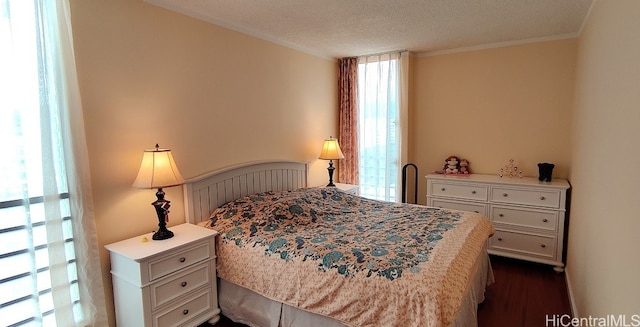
{"left": 145, "top": 0, "right": 593, "bottom": 59}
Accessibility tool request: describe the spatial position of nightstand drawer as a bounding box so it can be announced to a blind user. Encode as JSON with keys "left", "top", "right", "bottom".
{"left": 490, "top": 230, "right": 556, "bottom": 259}
{"left": 148, "top": 241, "right": 211, "bottom": 281}
{"left": 490, "top": 187, "right": 560, "bottom": 208}
{"left": 430, "top": 182, "right": 488, "bottom": 201}
{"left": 151, "top": 261, "right": 212, "bottom": 309}
{"left": 153, "top": 288, "right": 213, "bottom": 327}
{"left": 431, "top": 199, "right": 487, "bottom": 216}
{"left": 491, "top": 206, "right": 558, "bottom": 231}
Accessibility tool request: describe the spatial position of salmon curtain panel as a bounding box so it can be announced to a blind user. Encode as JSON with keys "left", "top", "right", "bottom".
{"left": 338, "top": 57, "right": 359, "bottom": 185}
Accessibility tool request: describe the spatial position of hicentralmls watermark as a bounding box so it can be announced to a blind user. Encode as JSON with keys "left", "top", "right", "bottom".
{"left": 546, "top": 314, "right": 640, "bottom": 327}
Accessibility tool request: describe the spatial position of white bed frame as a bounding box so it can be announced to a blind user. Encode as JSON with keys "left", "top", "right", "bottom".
{"left": 183, "top": 160, "right": 308, "bottom": 224}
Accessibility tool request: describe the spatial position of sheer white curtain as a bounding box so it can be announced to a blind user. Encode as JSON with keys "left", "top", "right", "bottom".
{"left": 0, "top": 0, "right": 107, "bottom": 326}
{"left": 357, "top": 53, "right": 407, "bottom": 202}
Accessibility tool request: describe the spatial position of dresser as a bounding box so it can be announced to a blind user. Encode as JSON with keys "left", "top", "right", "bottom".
{"left": 426, "top": 173, "right": 570, "bottom": 271}
{"left": 105, "top": 223, "right": 220, "bottom": 326}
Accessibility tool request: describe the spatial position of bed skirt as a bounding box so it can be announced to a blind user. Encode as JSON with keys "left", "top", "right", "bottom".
{"left": 218, "top": 245, "right": 494, "bottom": 327}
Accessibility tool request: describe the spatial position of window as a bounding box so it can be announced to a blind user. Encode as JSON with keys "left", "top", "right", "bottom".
{"left": 1, "top": 1, "right": 84, "bottom": 325}
{"left": 357, "top": 54, "right": 400, "bottom": 202}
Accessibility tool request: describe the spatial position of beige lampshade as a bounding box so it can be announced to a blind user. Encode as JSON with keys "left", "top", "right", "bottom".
{"left": 318, "top": 137, "right": 345, "bottom": 160}
{"left": 132, "top": 145, "right": 185, "bottom": 189}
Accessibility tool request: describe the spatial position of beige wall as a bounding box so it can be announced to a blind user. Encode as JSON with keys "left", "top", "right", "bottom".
{"left": 69, "top": 1, "right": 337, "bottom": 325}
{"left": 69, "top": 0, "right": 640, "bottom": 323}
{"left": 568, "top": 0, "right": 640, "bottom": 317}
{"left": 410, "top": 39, "right": 576, "bottom": 203}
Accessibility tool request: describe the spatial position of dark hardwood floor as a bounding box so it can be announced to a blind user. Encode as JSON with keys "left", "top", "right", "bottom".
{"left": 478, "top": 255, "right": 572, "bottom": 327}
{"left": 204, "top": 255, "right": 572, "bottom": 327}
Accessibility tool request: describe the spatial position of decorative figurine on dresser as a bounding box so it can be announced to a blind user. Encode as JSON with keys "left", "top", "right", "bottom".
{"left": 426, "top": 165, "right": 570, "bottom": 272}
{"left": 439, "top": 155, "right": 471, "bottom": 175}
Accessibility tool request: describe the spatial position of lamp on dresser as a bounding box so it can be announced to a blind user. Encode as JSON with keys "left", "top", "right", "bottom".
{"left": 132, "top": 144, "right": 184, "bottom": 240}
{"left": 318, "top": 136, "right": 345, "bottom": 187}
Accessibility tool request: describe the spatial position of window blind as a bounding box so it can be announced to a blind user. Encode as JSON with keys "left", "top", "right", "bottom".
{"left": 0, "top": 194, "right": 82, "bottom": 327}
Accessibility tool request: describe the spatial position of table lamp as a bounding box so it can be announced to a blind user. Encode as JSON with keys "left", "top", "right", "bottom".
{"left": 318, "top": 136, "right": 344, "bottom": 187}
{"left": 132, "top": 144, "right": 185, "bottom": 240}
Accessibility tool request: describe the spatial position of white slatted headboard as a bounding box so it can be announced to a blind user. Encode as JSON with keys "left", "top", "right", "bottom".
{"left": 183, "top": 161, "right": 308, "bottom": 224}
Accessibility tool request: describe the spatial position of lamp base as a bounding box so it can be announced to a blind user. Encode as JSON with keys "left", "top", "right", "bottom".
{"left": 326, "top": 160, "right": 336, "bottom": 187}
{"left": 152, "top": 227, "right": 174, "bottom": 240}
{"left": 151, "top": 187, "right": 174, "bottom": 240}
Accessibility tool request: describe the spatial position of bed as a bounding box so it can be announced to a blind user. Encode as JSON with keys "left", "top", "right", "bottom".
{"left": 183, "top": 161, "right": 494, "bottom": 327}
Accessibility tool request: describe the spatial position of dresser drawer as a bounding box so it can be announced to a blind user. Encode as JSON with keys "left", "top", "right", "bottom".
{"left": 490, "top": 187, "right": 560, "bottom": 208}
{"left": 153, "top": 288, "right": 213, "bottom": 327}
{"left": 148, "top": 240, "right": 211, "bottom": 281}
{"left": 491, "top": 206, "right": 558, "bottom": 232}
{"left": 430, "top": 182, "right": 488, "bottom": 201}
{"left": 430, "top": 199, "right": 487, "bottom": 215}
{"left": 151, "top": 261, "right": 212, "bottom": 309}
{"left": 490, "top": 230, "right": 556, "bottom": 259}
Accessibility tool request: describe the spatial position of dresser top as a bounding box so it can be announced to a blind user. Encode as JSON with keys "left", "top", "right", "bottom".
{"left": 105, "top": 223, "right": 218, "bottom": 261}
{"left": 426, "top": 173, "right": 570, "bottom": 189}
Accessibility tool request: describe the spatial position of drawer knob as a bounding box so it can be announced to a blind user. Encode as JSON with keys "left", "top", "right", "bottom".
{"left": 181, "top": 281, "right": 187, "bottom": 287}
{"left": 179, "top": 257, "right": 186, "bottom": 263}
{"left": 183, "top": 309, "right": 189, "bottom": 315}
{"left": 471, "top": 190, "right": 476, "bottom": 194}
{"left": 540, "top": 196, "right": 546, "bottom": 200}
{"left": 497, "top": 238, "right": 503, "bottom": 241}
{"left": 541, "top": 244, "right": 546, "bottom": 248}
{"left": 474, "top": 211, "right": 479, "bottom": 213}
{"left": 543, "top": 218, "right": 549, "bottom": 223}
{"left": 502, "top": 193, "right": 508, "bottom": 197}
{"left": 498, "top": 214, "right": 504, "bottom": 217}
{"left": 441, "top": 188, "right": 446, "bottom": 191}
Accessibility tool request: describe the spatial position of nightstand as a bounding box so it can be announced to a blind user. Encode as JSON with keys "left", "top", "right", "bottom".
{"left": 105, "top": 223, "right": 220, "bottom": 327}
{"left": 334, "top": 183, "right": 359, "bottom": 195}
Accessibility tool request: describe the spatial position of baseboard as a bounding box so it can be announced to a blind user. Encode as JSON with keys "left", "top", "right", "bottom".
{"left": 564, "top": 266, "right": 579, "bottom": 317}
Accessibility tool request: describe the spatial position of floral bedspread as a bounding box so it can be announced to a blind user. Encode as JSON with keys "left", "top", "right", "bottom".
{"left": 200, "top": 187, "right": 494, "bottom": 327}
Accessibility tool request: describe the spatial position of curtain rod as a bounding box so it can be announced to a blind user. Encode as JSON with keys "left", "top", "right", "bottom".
{"left": 355, "top": 49, "right": 408, "bottom": 59}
